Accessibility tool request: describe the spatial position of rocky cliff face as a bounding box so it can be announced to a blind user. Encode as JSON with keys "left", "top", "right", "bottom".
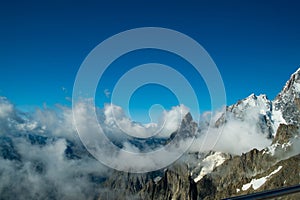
{"left": 139, "top": 165, "right": 196, "bottom": 200}
{"left": 273, "top": 124, "right": 298, "bottom": 145}
{"left": 275, "top": 68, "right": 300, "bottom": 125}
{"left": 97, "top": 164, "right": 194, "bottom": 200}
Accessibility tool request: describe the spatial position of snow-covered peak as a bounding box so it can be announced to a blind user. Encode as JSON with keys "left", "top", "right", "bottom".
{"left": 228, "top": 93, "right": 272, "bottom": 119}
{"left": 224, "top": 69, "right": 300, "bottom": 136}
{"left": 224, "top": 93, "right": 285, "bottom": 137}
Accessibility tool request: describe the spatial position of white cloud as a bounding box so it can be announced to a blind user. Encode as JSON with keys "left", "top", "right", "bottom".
{"left": 190, "top": 107, "right": 272, "bottom": 155}
{"left": 102, "top": 103, "right": 189, "bottom": 139}
{"left": 159, "top": 104, "right": 189, "bottom": 137}
{"left": 0, "top": 97, "right": 110, "bottom": 199}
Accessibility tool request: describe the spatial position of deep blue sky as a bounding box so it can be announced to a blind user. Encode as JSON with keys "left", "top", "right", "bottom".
{"left": 0, "top": 0, "right": 299, "bottom": 122}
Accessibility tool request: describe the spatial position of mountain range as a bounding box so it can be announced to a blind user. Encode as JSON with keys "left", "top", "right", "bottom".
{"left": 0, "top": 69, "right": 300, "bottom": 199}
{"left": 98, "top": 68, "right": 300, "bottom": 200}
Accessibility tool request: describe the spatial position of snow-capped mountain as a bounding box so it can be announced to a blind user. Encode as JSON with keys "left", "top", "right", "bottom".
{"left": 119, "top": 68, "right": 300, "bottom": 199}
{"left": 226, "top": 93, "right": 275, "bottom": 137}
{"left": 1, "top": 68, "right": 300, "bottom": 200}
{"left": 217, "top": 69, "right": 300, "bottom": 138}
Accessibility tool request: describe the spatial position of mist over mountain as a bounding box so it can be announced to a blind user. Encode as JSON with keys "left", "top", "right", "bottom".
{"left": 0, "top": 68, "right": 300, "bottom": 199}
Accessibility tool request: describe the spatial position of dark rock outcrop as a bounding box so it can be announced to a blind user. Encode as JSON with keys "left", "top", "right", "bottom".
{"left": 273, "top": 124, "right": 299, "bottom": 145}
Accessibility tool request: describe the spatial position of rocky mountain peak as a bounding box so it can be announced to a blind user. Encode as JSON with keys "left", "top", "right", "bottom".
{"left": 228, "top": 93, "right": 271, "bottom": 114}
{"left": 170, "top": 112, "right": 198, "bottom": 140}
{"left": 223, "top": 68, "right": 300, "bottom": 137}
{"left": 277, "top": 68, "right": 300, "bottom": 98}
{"left": 182, "top": 112, "right": 193, "bottom": 125}
{"left": 274, "top": 68, "right": 300, "bottom": 125}
{"left": 219, "top": 93, "right": 276, "bottom": 137}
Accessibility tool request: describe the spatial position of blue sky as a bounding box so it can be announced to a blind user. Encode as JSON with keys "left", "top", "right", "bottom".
{"left": 0, "top": 0, "right": 299, "bottom": 122}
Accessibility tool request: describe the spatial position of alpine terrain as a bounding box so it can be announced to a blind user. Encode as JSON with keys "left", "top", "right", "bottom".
{"left": 98, "top": 68, "right": 300, "bottom": 200}
{"left": 0, "top": 68, "right": 300, "bottom": 200}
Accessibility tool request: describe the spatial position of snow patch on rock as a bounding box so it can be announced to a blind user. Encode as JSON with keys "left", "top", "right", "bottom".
{"left": 193, "top": 152, "right": 226, "bottom": 183}
{"left": 241, "top": 166, "right": 282, "bottom": 191}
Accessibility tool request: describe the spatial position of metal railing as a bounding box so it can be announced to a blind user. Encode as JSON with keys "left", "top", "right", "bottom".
{"left": 223, "top": 184, "right": 300, "bottom": 200}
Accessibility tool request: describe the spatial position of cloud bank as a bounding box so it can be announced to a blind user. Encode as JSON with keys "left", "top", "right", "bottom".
{"left": 0, "top": 97, "right": 191, "bottom": 198}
